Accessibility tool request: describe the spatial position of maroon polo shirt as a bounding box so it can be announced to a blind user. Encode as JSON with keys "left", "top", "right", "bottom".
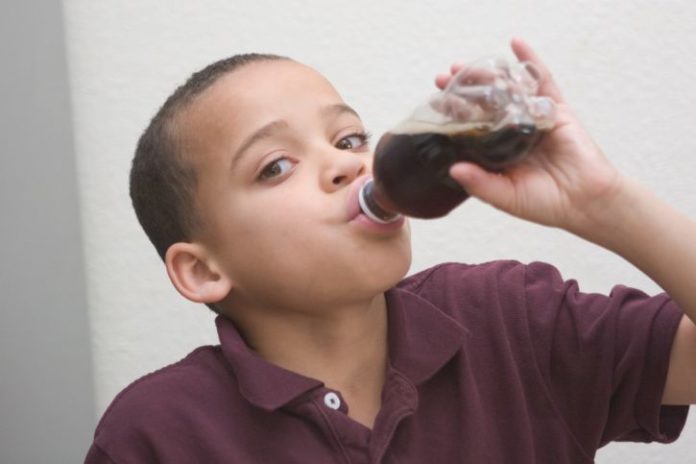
{"left": 85, "top": 261, "right": 689, "bottom": 463}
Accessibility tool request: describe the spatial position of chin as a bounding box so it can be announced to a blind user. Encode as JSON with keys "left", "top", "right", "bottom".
{"left": 370, "top": 244, "right": 413, "bottom": 292}
{"left": 387, "top": 229, "right": 413, "bottom": 283}
{"left": 392, "top": 251, "right": 413, "bottom": 285}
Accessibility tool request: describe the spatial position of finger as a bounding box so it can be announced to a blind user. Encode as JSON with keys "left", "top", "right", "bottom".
{"left": 435, "top": 72, "right": 451, "bottom": 90}
{"left": 510, "top": 37, "right": 565, "bottom": 103}
{"left": 436, "top": 65, "right": 496, "bottom": 91}
{"left": 450, "top": 61, "right": 466, "bottom": 75}
{"left": 430, "top": 94, "right": 475, "bottom": 120}
{"left": 455, "top": 66, "right": 497, "bottom": 85}
{"left": 435, "top": 62, "right": 469, "bottom": 89}
{"left": 449, "top": 162, "right": 515, "bottom": 212}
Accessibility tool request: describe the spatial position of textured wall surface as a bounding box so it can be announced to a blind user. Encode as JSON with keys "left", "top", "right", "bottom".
{"left": 64, "top": 0, "right": 695, "bottom": 460}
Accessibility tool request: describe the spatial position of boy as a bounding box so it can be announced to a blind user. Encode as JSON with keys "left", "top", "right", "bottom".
{"left": 85, "top": 39, "right": 695, "bottom": 462}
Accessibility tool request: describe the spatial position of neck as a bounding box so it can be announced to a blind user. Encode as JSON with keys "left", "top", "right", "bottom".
{"left": 226, "top": 293, "right": 389, "bottom": 428}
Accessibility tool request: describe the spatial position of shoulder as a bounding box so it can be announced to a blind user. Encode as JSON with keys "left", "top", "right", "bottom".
{"left": 93, "top": 345, "right": 232, "bottom": 441}
{"left": 394, "top": 260, "right": 571, "bottom": 325}
{"left": 397, "top": 260, "right": 531, "bottom": 303}
{"left": 399, "top": 259, "right": 570, "bottom": 295}
{"left": 399, "top": 260, "right": 529, "bottom": 287}
{"left": 104, "top": 345, "right": 228, "bottom": 405}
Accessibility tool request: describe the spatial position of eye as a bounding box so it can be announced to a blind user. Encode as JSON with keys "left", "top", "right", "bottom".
{"left": 335, "top": 132, "right": 371, "bottom": 150}
{"left": 258, "top": 157, "right": 295, "bottom": 181}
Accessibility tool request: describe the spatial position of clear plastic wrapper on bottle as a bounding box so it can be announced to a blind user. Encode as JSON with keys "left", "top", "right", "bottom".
{"left": 359, "top": 57, "right": 557, "bottom": 223}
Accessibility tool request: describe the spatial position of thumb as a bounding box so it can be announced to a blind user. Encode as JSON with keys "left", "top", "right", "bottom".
{"left": 449, "top": 162, "right": 516, "bottom": 212}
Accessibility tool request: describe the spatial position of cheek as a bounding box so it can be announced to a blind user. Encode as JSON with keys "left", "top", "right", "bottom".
{"left": 235, "top": 189, "right": 329, "bottom": 243}
{"left": 238, "top": 203, "right": 315, "bottom": 244}
{"left": 216, "top": 199, "right": 317, "bottom": 265}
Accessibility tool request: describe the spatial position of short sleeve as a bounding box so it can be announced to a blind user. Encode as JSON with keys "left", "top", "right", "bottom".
{"left": 523, "top": 261, "right": 689, "bottom": 450}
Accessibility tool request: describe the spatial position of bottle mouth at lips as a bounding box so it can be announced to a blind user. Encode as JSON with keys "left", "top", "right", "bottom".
{"left": 358, "top": 179, "right": 402, "bottom": 224}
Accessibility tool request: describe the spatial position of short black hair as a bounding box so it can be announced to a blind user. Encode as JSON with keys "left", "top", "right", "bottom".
{"left": 130, "top": 53, "right": 288, "bottom": 312}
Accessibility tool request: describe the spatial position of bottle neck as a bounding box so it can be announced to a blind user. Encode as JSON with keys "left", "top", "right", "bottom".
{"left": 358, "top": 179, "right": 402, "bottom": 224}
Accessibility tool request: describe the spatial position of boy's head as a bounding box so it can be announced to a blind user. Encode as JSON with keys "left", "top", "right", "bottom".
{"left": 130, "top": 55, "right": 411, "bottom": 315}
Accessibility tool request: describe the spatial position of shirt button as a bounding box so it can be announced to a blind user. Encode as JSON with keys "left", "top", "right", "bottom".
{"left": 323, "top": 392, "right": 341, "bottom": 410}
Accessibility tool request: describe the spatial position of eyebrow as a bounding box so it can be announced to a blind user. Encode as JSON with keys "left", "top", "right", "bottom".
{"left": 230, "top": 103, "right": 361, "bottom": 169}
{"left": 321, "top": 103, "right": 361, "bottom": 120}
{"left": 230, "top": 119, "right": 289, "bottom": 169}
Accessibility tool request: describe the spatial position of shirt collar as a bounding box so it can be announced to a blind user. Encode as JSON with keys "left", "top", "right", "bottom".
{"left": 216, "top": 316, "right": 323, "bottom": 411}
{"left": 215, "top": 285, "right": 469, "bottom": 410}
{"left": 385, "top": 286, "right": 469, "bottom": 385}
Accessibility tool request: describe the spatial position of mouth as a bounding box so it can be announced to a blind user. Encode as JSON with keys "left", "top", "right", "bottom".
{"left": 346, "top": 176, "right": 406, "bottom": 233}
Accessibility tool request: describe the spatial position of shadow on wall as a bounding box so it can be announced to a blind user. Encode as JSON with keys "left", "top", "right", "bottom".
{"left": 0, "top": 1, "right": 96, "bottom": 462}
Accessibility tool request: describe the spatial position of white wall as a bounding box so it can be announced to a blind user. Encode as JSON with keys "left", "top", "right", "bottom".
{"left": 63, "top": 0, "right": 696, "bottom": 461}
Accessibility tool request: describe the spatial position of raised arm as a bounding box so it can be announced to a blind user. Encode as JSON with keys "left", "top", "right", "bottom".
{"left": 440, "top": 38, "right": 696, "bottom": 405}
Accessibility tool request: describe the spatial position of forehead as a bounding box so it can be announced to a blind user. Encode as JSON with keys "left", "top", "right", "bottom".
{"left": 188, "top": 60, "right": 342, "bottom": 132}
{"left": 221, "top": 59, "right": 341, "bottom": 107}
{"left": 179, "top": 60, "right": 345, "bottom": 164}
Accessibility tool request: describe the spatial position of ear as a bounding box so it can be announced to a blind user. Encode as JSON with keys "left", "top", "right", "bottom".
{"left": 164, "top": 242, "right": 233, "bottom": 304}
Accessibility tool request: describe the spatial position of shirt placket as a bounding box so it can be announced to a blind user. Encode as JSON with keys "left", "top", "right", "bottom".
{"left": 287, "top": 387, "right": 371, "bottom": 463}
{"left": 369, "top": 369, "right": 418, "bottom": 464}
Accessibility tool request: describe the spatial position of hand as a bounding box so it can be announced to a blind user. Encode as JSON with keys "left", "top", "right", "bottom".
{"left": 437, "top": 38, "right": 624, "bottom": 234}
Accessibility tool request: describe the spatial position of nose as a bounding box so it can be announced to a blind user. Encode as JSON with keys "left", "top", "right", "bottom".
{"left": 319, "top": 148, "right": 368, "bottom": 192}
